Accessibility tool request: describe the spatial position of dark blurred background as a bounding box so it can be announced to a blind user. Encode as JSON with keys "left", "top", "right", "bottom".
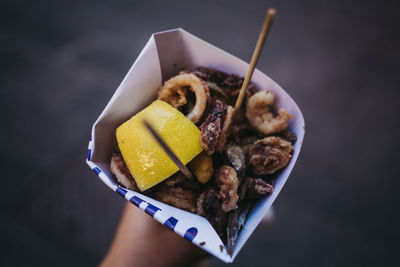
{"left": 1, "top": 0, "right": 399, "bottom": 266}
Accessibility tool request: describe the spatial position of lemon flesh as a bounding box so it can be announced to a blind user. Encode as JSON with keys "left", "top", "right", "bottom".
{"left": 116, "top": 100, "right": 203, "bottom": 191}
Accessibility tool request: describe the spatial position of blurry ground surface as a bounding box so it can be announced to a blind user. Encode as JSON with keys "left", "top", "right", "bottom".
{"left": 1, "top": 0, "right": 399, "bottom": 266}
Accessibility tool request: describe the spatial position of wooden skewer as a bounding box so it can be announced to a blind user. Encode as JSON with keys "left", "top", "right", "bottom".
{"left": 234, "top": 8, "right": 276, "bottom": 111}
{"left": 142, "top": 119, "right": 195, "bottom": 181}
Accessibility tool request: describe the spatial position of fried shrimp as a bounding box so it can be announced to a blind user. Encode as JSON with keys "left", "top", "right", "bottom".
{"left": 245, "top": 90, "right": 292, "bottom": 135}
{"left": 158, "top": 73, "right": 209, "bottom": 123}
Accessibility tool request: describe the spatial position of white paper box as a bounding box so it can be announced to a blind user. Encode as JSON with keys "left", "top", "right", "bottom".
{"left": 86, "top": 28, "right": 305, "bottom": 263}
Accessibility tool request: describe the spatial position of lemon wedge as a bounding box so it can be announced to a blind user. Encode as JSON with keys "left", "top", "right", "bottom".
{"left": 116, "top": 100, "right": 203, "bottom": 191}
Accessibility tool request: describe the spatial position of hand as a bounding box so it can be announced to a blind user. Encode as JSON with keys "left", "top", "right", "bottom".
{"left": 100, "top": 202, "right": 209, "bottom": 267}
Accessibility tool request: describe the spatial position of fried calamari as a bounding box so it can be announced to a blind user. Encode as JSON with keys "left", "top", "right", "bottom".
{"left": 247, "top": 136, "right": 294, "bottom": 176}
{"left": 158, "top": 73, "right": 210, "bottom": 123}
{"left": 245, "top": 177, "right": 274, "bottom": 199}
{"left": 224, "top": 143, "right": 245, "bottom": 175}
{"left": 215, "top": 165, "right": 239, "bottom": 212}
{"left": 245, "top": 90, "right": 292, "bottom": 135}
{"left": 153, "top": 184, "right": 198, "bottom": 213}
{"left": 194, "top": 67, "right": 257, "bottom": 102}
{"left": 200, "top": 100, "right": 233, "bottom": 155}
{"left": 197, "top": 187, "right": 227, "bottom": 238}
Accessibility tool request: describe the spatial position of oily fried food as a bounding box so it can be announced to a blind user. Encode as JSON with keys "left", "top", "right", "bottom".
{"left": 110, "top": 153, "right": 139, "bottom": 191}
{"left": 216, "top": 104, "right": 234, "bottom": 153}
{"left": 112, "top": 66, "right": 298, "bottom": 245}
{"left": 215, "top": 165, "right": 239, "bottom": 212}
{"left": 244, "top": 177, "right": 274, "bottom": 199}
{"left": 153, "top": 184, "right": 198, "bottom": 213}
{"left": 158, "top": 73, "right": 210, "bottom": 123}
{"left": 200, "top": 100, "right": 233, "bottom": 155}
{"left": 224, "top": 143, "right": 245, "bottom": 175}
{"left": 247, "top": 136, "right": 294, "bottom": 176}
{"left": 164, "top": 172, "right": 186, "bottom": 186}
{"left": 194, "top": 67, "right": 257, "bottom": 102}
{"left": 197, "top": 187, "right": 227, "bottom": 238}
{"left": 245, "top": 90, "right": 292, "bottom": 135}
{"left": 277, "top": 130, "right": 298, "bottom": 144}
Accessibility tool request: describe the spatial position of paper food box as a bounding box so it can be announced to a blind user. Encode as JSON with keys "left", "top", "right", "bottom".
{"left": 86, "top": 28, "right": 305, "bottom": 263}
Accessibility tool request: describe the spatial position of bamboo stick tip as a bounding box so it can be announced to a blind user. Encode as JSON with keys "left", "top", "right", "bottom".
{"left": 268, "top": 8, "right": 276, "bottom": 17}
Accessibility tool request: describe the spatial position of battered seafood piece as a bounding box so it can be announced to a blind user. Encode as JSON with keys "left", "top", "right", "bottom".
{"left": 158, "top": 73, "right": 209, "bottom": 123}
{"left": 153, "top": 184, "right": 198, "bottom": 213}
{"left": 244, "top": 177, "right": 274, "bottom": 199}
{"left": 197, "top": 187, "right": 227, "bottom": 238}
{"left": 245, "top": 90, "right": 292, "bottom": 135}
{"left": 110, "top": 153, "right": 138, "bottom": 191}
{"left": 216, "top": 105, "right": 234, "bottom": 153}
{"left": 194, "top": 67, "right": 228, "bottom": 85}
{"left": 224, "top": 143, "right": 245, "bottom": 175}
{"left": 277, "top": 130, "right": 298, "bottom": 144}
{"left": 247, "top": 136, "right": 294, "bottom": 176}
{"left": 205, "top": 82, "right": 232, "bottom": 105}
{"left": 194, "top": 67, "right": 257, "bottom": 101}
{"left": 215, "top": 165, "right": 239, "bottom": 212}
{"left": 200, "top": 100, "right": 233, "bottom": 155}
{"left": 229, "top": 110, "right": 260, "bottom": 146}
{"left": 164, "top": 172, "right": 186, "bottom": 186}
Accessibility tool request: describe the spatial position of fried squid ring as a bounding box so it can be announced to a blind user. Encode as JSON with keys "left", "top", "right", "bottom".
{"left": 158, "top": 73, "right": 209, "bottom": 123}
{"left": 245, "top": 90, "right": 292, "bottom": 135}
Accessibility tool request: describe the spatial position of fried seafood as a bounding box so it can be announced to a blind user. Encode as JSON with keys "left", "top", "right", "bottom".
{"left": 164, "top": 172, "right": 186, "bottom": 186}
{"left": 247, "top": 136, "right": 294, "bottom": 176}
{"left": 277, "top": 130, "right": 298, "bottom": 144}
{"left": 197, "top": 187, "right": 227, "bottom": 238}
{"left": 205, "top": 81, "right": 232, "bottom": 105}
{"left": 224, "top": 143, "right": 245, "bottom": 175}
{"left": 245, "top": 90, "right": 292, "bottom": 135}
{"left": 244, "top": 177, "right": 273, "bottom": 199}
{"left": 110, "top": 153, "right": 138, "bottom": 191}
{"left": 153, "top": 184, "right": 198, "bottom": 213}
{"left": 194, "top": 67, "right": 228, "bottom": 85}
{"left": 215, "top": 165, "right": 239, "bottom": 212}
{"left": 194, "top": 67, "right": 257, "bottom": 101}
{"left": 216, "top": 104, "right": 234, "bottom": 153}
{"left": 112, "top": 67, "right": 297, "bottom": 245}
{"left": 158, "top": 73, "right": 210, "bottom": 123}
{"left": 200, "top": 100, "right": 234, "bottom": 155}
